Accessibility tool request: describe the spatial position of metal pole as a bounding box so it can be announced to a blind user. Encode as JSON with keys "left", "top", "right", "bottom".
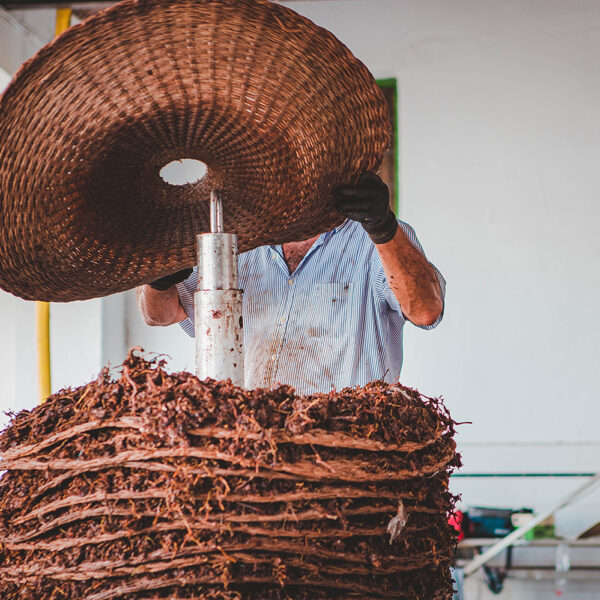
{"left": 463, "top": 472, "right": 600, "bottom": 577}
{"left": 194, "top": 192, "right": 244, "bottom": 386}
{"left": 210, "top": 190, "right": 223, "bottom": 233}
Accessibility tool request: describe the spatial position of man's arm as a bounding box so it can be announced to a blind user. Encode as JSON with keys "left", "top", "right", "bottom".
{"left": 136, "top": 268, "right": 191, "bottom": 326}
{"left": 136, "top": 285, "right": 187, "bottom": 326}
{"left": 374, "top": 226, "right": 443, "bottom": 326}
{"left": 334, "top": 172, "right": 443, "bottom": 327}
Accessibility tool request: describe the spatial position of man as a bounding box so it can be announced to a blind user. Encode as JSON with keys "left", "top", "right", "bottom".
{"left": 137, "top": 172, "right": 445, "bottom": 394}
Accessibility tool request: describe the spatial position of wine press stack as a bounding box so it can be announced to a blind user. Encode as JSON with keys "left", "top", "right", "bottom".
{"left": 0, "top": 350, "right": 460, "bottom": 599}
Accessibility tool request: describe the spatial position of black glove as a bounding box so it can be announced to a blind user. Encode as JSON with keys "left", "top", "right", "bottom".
{"left": 334, "top": 172, "right": 398, "bottom": 244}
{"left": 149, "top": 268, "right": 193, "bottom": 291}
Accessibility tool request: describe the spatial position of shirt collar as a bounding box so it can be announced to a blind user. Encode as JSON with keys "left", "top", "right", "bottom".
{"left": 321, "top": 218, "right": 350, "bottom": 242}
{"left": 333, "top": 218, "right": 351, "bottom": 233}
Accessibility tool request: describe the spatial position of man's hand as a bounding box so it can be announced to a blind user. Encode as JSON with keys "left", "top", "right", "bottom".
{"left": 337, "top": 173, "right": 443, "bottom": 326}
{"left": 334, "top": 172, "right": 398, "bottom": 244}
{"left": 149, "top": 268, "right": 193, "bottom": 291}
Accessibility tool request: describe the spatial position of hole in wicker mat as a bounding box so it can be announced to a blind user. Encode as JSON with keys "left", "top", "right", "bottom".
{"left": 159, "top": 159, "right": 207, "bottom": 186}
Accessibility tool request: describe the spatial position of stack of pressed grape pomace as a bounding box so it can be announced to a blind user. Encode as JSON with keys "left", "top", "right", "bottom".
{"left": 0, "top": 350, "right": 460, "bottom": 599}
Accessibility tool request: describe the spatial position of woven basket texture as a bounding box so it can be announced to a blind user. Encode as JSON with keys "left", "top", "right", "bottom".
{"left": 0, "top": 0, "right": 390, "bottom": 302}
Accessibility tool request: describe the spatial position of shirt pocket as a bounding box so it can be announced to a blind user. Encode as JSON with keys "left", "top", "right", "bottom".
{"left": 305, "top": 282, "right": 353, "bottom": 339}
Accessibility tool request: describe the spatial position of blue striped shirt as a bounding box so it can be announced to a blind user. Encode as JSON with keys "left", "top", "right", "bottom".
{"left": 177, "top": 220, "right": 445, "bottom": 394}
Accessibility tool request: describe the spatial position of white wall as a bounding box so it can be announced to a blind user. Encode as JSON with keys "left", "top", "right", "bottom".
{"left": 0, "top": 7, "right": 45, "bottom": 75}
{"left": 266, "top": 0, "right": 600, "bottom": 542}
{"left": 274, "top": 0, "right": 600, "bottom": 438}
{"left": 1, "top": 0, "right": 599, "bottom": 563}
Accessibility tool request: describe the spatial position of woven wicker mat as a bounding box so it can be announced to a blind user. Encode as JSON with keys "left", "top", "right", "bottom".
{"left": 0, "top": 0, "right": 390, "bottom": 302}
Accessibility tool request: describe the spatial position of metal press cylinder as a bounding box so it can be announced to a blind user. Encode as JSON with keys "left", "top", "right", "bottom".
{"left": 195, "top": 289, "right": 244, "bottom": 387}
{"left": 195, "top": 231, "right": 244, "bottom": 387}
{"left": 196, "top": 233, "right": 238, "bottom": 290}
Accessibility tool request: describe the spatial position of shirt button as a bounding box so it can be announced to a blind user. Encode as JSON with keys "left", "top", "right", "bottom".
{"left": 271, "top": 354, "right": 277, "bottom": 360}
{"left": 280, "top": 317, "right": 285, "bottom": 323}
{"left": 288, "top": 278, "right": 294, "bottom": 285}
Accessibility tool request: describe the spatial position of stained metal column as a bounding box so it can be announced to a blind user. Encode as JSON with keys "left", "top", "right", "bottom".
{"left": 194, "top": 191, "right": 244, "bottom": 386}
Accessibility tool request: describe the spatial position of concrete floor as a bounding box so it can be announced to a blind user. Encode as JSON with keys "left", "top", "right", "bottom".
{"left": 462, "top": 574, "right": 600, "bottom": 599}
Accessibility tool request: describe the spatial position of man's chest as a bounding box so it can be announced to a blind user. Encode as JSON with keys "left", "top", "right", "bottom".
{"left": 281, "top": 236, "right": 320, "bottom": 274}
{"left": 239, "top": 230, "right": 372, "bottom": 298}
{"left": 235, "top": 235, "right": 393, "bottom": 393}
{"left": 238, "top": 238, "right": 373, "bottom": 337}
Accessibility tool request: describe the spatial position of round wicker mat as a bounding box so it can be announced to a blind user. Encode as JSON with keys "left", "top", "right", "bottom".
{"left": 0, "top": 0, "right": 390, "bottom": 302}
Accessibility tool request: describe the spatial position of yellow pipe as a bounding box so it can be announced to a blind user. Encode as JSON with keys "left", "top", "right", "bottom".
{"left": 54, "top": 8, "right": 71, "bottom": 37}
{"left": 37, "top": 8, "right": 72, "bottom": 403}
{"left": 36, "top": 301, "right": 51, "bottom": 401}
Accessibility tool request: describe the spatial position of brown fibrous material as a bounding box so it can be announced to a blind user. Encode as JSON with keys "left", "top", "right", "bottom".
{"left": 0, "top": 349, "right": 461, "bottom": 599}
